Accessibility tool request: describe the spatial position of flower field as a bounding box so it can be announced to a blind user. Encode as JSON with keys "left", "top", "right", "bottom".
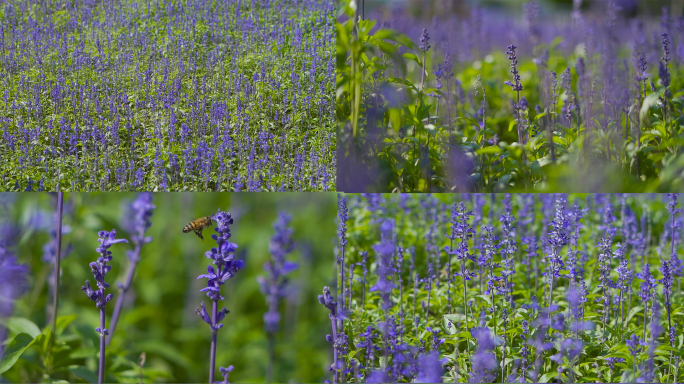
{"left": 327, "top": 193, "right": 684, "bottom": 382}
{"left": 0, "top": 0, "right": 335, "bottom": 191}
{"left": 0, "top": 192, "right": 335, "bottom": 383}
{"left": 337, "top": 0, "right": 684, "bottom": 192}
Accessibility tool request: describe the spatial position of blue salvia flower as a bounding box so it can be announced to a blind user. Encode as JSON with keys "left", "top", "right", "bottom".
{"left": 338, "top": 195, "right": 349, "bottom": 312}
{"left": 415, "top": 352, "right": 445, "bottom": 383}
{"left": 81, "top": 229, "right": 128, "bottom": 384}
{"left": 109, "top": 193, "right": 155, "bottom": 343}
{"left": 659, "top": 260, "right": 673, "bottom": 309}
{"left": 0, "top": 224, "right": 28, "bottom": 354}
{"left": 504, "top": 45, "right": 523, "bottom": 92}
{"left": 196, "top": 210, "right": 244, "bottom": 384}
{"left": 636, "top": 264, "right": 657, "bottom": 303}
{"left": 667, "top": 194, "right": 682, "bottom": 276}
{"left": 214, "top": 366, "right": 234, "bottom": 384}
{"left": 258, "top": 212, "right": 297, "bottom": 333}
{"left": 81, "top": 230, "right": 128, "bottom": 321}
{"left": 470, "top": 320, "right": 499, "bottom": 383}
{"left": 546, "top": 196, "right": 568, "bottom": 309}
{"left": 198, "top": 211, "right": 244, "bottom": 303}
{"left": 123, "top": 192, "right": 155, "bottom": 248}
{"left": 661, "top": 32, "right": 671, "bottom": 70}
{"left": 627, "top": 334, "right": 644, "bottom": 369}
{"left": 499, "top": 195, "right": 517, "bottom": 305}
{"left": 605, "top": 357, "right": 625, "bottom": 374}
{"left": 419, "top": 29, "right": 431, "bottom": 52}
{"left": 520, "top": 320, "right": 530, "bottom": 380}
{"left": 319, "top": 286, "right": 341, "bottom": 383}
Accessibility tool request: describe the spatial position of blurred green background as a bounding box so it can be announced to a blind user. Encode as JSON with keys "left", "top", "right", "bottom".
{"left": 1, "top": 192, "right": 336, "bottom": 383}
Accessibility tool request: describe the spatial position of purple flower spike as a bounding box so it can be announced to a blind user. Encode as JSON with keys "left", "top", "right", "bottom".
{"left": 415, "top": 352, "right": 446, "bottom": 383}
{"left": 505, "top": 45, "right": 523, "bottom": 92}
{"left": 82, "top": 229, "right": 128, "bottom": 384}
{"left": 199, "top": 211, "right": 244, "bottom": 301}
{"left": 214, "top": 365, "right": 234, "bottom": 384}
{"left": 419, "top": 29, "right": 431, "bottom": 52}
{"left": 0, "top": 240, "right": 29, "bottom": 344}
{"left": 258, "top": 212, "right": 298, "bottom": 382}
{"left": 259, "top": 212, "right": 297, "bottom": 333}
{"left": 196, "top": 210, "right": 244, "bottom": 384}
{"left": 83, "top": 230, "right": 128, "bottom": 315}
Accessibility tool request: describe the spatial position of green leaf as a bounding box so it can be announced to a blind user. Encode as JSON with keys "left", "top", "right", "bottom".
{"left": 443, "top": 313, "right": 466, "bottom": 323}
{"left": 640, "top": 92, "right": 660, "bottom": 128}
{"left": 550, "top": 36, "right": 564, "bottom": 48}
{"left": 56, "top": 314, "right": 78, "bottom": 336}
{"left": 68, "top": 365, "right": 98, "bottom": 383}
{"left": 0, "top": 317, "right": 41, "bottom": 339}
{"left": 534, "top": 112, "right": 548, "bottom": 121}
{"left": 388, "top": 108, "right": 402, "bottom": 132}
{"left": 625, "top": 305, "right": 644, "bottom": 325}
{"left": 538, "top": 372, "right": 556, "bottom": 383}
{"left": 401, "top": 52, "right": 422, "bottom": 67}
{"left": 476, "top": 146, "right": 502, "bottom": 155}
{"left": 0, "top": 333, "right": 38, "bottom": 374}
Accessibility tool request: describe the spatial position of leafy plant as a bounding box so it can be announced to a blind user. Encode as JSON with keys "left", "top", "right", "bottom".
{"left": 336, "top": 0, "right": 684, "bottom": 192}
{"left": 328, "top": 193, "right": 684, "bottom": 383}
{"left": 0, "top": 192, "right": 335, "bottom": 383}
{"left": 0, "top": 0, "right": 335, "bottom": 191}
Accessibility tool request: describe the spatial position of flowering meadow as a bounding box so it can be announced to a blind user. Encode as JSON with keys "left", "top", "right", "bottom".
{"left": 0, "top": 0, "right": 335, "bottom": 192}
{"left": 337, "top": 0, "right": 684, "bottom": 192}
{"left": 0, "top": 192, "right": 335, "bottom": 383}
{"left": 327, "top": 193, "right": 684, "bottom": 383}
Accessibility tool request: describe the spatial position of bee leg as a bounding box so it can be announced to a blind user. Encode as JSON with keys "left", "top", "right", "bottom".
{"left": 195, "top": 229, "right": 204, "bottom": 241}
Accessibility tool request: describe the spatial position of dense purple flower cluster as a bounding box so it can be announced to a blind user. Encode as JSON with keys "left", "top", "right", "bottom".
{"left": 331, "top": 193, "right": 683, "bottom": 383}
{"left": 81, "top": 230, "right": 128, "bottom": 321}
{"left": 122, "top": 193, "right": 155, "bottom": 249}
{"left": 343, "top": 2, "right": 683, "bottom": 192}
{"left": 81, "top": 229, "right": 128, "bottom": 384}
{"left": 198, "top": 212, "right": 244, "bottom": 302}
{"left": 195, "top": 210, "right": 244, "bottom": 383}
{"left": 0, "top": 222, "right": 29, "bottom": 353}
{"left": 258, "top": 212, "right": 297, "bottom": 333}
{"left": 0, "top": 0, "right": 335, "bottom": 192}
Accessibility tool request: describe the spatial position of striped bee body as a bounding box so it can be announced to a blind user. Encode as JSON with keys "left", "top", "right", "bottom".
{"left": 183, "top": 216, "right": 213, "bottom": 241}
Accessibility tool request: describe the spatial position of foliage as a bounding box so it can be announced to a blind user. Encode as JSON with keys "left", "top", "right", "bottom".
{"left": 332, "top": 193, "right": 684, "bottom": 383}
{"left": 0, "top": 192, "right": 335, "bottom": 383}
{"left": 0, "top": 0, "right": 335, "bottom": 191}
{"left": 336, "top": 0, "right": 684, "bottom": 192}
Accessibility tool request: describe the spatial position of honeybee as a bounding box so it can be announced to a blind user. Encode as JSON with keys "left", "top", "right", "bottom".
{"left": 183, "top": 216, "right": 213, "bottom": 240}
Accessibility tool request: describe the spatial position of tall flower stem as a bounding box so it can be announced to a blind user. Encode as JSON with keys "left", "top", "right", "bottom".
{"left": 108, "top": 193, "right": 154, "bottom": 345}
{"left": 319, "top": 287, "right": 338, "bottom": 384}
{"left": 82, "top": 230, "right": 128, "bottom": 384}
{"left": 196, "top": 211, "right": 244, "bottom": 384}
{"left": 48, "top": 191, "right": 64, "bottom": 370}
{"left": 210, "top": 300, "right": 218, "bottom": 384}
{"left": 330, "top": 313, "right": 339, "bottom": 383}
{"left": 267, "top": 333, "right": 275, "bottom": 382}
{"left": 52, "top": 192, "right": 64, "bottom": 331}
{"left": 99, "top": 304, "right": 106, "bottom": 384}
{"left": 461, "top": 263, "right": 467, "bottom": 328}
{"left": 107, "top": 241, "right": 141, "bottom": 346}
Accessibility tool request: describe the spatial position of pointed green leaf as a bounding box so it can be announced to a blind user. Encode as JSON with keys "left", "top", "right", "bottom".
{"left": 56, "top": 314, "right": 78, "bottom": 337}
{"left": 0, "top": 333, "right": 38, "bottom": 374}
{"left": 0, "top": 317, "right": 41, "bottom": 338}
{"left": 68, "top": 365, "right": 98, "bottom": 383}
